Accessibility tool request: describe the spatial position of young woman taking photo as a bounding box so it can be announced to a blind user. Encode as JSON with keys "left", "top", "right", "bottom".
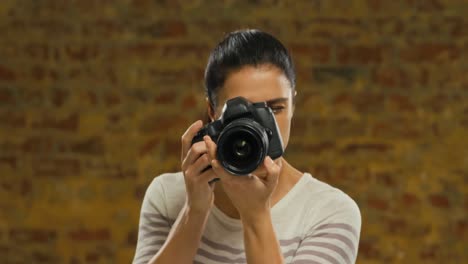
{"left": 133, "top": 29, "right": 361, "bottom": 264}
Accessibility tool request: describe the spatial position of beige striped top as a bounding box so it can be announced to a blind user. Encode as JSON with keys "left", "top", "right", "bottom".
{"left": 132, "top": 171, "right": 361, "bottom": 264}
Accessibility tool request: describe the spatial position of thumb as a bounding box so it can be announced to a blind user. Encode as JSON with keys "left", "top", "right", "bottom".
{"left": 264, "top": 156, "right": 281, "bottom": 183}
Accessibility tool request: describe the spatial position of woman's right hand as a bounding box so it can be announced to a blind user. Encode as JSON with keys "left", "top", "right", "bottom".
{"left": 180, "top": 120, "right": 218, "bottom": 214}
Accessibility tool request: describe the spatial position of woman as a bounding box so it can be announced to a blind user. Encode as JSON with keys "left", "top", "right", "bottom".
{"left": 133, "top": 29, "right": 361, "bottom": 264}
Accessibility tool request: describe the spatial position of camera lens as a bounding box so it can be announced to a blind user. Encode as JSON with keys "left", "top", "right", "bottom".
{"left": 233, "top": 139, "right": 251, "bottom": 157}
{"left": 216, "top": 118, "right": 269, "bottom": 175}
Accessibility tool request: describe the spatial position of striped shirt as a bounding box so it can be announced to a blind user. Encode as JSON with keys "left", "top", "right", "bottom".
{"left": 132, "top": 172, "right": 361, "bottom": 264}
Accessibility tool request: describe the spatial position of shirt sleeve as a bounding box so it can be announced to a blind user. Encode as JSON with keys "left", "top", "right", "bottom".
{"left": 132, "top": 176, "right": 172, "bottom": 264}
{"left": 290, "top": 195, "right": 362, "bottom": 264}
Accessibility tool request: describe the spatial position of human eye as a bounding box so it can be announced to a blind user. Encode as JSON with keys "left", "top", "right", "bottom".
{"left": 270, "top": 105, "right": 285, "bottom": 114}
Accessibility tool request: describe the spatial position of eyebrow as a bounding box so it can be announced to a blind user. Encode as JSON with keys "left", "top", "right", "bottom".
{"left": 265, "top": 97, "right": 289, "bottom": 104}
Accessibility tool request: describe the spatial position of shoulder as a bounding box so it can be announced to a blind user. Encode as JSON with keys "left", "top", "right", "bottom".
{"left": 142, "top": 171, "right": 186, "bottom": 219}
{"left": 301, "top": 173, "right": 361, "bottom": 232}
{"left": 293, "top": 174, "right": 362, "bottom": 263}
{"left": 146, "top": 171, "right": 185, "bottom": 195}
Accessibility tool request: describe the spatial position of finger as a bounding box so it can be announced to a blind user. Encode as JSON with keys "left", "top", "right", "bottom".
{"left": 204, "top": 136, "right": 217, "bottom": 161}
{"left": 183, "top": 154, "right": 210, "bottom": 180}
{"left": 263, "top": 156, "right": 281, "bottom": 181}
{"left": 210, "top": 159, "right": 230, "bottom": 180}
{"left": 182, "top": 141, "right": 208, "bottom": 170}
{"left": 198, "top": 168, "right": 219, "bottom": 185}
{"left": 250, "top": 164, "right": 268, "bottom": 179}
{"left": 190, "top": 153, "right": 211, "bottom": 175}
{"left": 181, "top": 120, "right": 203, "bottom": 162}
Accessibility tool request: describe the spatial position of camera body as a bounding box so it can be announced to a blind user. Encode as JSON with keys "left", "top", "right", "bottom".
{"left": 191, "top": 96, "right": 284, "bottom": 175}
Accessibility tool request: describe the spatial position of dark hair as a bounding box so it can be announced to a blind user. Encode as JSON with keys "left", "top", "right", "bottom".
{"left": 204, "top": 29, "right": 296, "bottom": 112}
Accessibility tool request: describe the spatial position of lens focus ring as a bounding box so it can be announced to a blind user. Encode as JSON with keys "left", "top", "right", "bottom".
{"left": 216, "top": 118, "right": 269, "bottom": 175}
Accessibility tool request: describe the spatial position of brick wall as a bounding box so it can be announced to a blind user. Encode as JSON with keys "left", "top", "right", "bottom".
{"left": 0, "top": 0, "right": 466, "bottom": 263}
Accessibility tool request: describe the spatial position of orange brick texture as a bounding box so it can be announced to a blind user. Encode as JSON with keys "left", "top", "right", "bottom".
{"left": 0, "top": 0, "right": 467, "bottom": 263}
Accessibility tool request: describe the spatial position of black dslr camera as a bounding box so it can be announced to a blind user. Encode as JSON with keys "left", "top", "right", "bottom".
{"left": 191, "top": 96, "right": 284, "bottom": 175}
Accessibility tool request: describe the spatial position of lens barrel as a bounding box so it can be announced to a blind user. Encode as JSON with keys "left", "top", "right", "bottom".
{"left": 216, "top": 118, "right": 269, "bottom": 175}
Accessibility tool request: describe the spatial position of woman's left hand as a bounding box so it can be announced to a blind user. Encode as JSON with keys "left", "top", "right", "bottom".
{"left": 203, "top": 135, "right": 282, "bottom": 222}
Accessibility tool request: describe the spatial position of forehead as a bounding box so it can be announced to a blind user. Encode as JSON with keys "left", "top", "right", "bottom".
{"left": 217, "top": 65, "right": 292, "bottom": 105}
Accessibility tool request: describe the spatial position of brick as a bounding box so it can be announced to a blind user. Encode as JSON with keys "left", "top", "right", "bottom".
{"left": 370, "top": 117, "right": 423, "bottom": 139}
{"left": 375, "top": 172, "right": 396, "bottom": 187}
{"left": 367, "top": 195, "right": 390, "bottom": 210}
{"left": 333, "top": 165, "right": 357, "bottom": 182}
{"left": 0, "top": 87, "right": 13, "bottom": 104}
{"left": 401, "top": 192, "right": 420, "bottom": 206}
{"left": 359, "top": 239, "right": 381, "bottom": 258}
{"left": 17, "top": 87, "right": 45, "bottom": 106}
{"left": 373, "top": 66, "right": 411, "bottom": 88}
{"left": 353, "top": 92, "right": 386, "bottom": 113}
{"left": 0, "top": 65, "right": 16, "bottom": 81}
{"left": 103, "top": 92, "right": 121, "bottom": 107}
{"left": 162, "top": 138, "right": 180, "bottom": 157}
{"left": 147, "top": 68, "right": 204, "bottom": 85}
{"left": 30, "top": 65, "right": 59, "bottom": 81}
{"left": 9, "top": 229, "right": 56, "bottom": 243}
{"left": 0, "top": 111, "right": 25, "bottom": 128}
{"left": 31, "top": 251, "right": 60, "bottom": 263}
{"left": 134, "top": 184, "right": 148, "bottom": 200}
{"left": 139, "top": 137, "right": 161, "bottom": 157}
{"left": 310, "top": 163, "right": 331, "bottom": 179}
{"left": 181, "top": 93, "right": 198, "bottom": 108}
{"left": 288, "top": 43, "right": 331, "bottom": 64}
{"left": 22, "top": 136, "right": 69, "bottom": 153}
{"left": 0, "top": 43, "right": 20, "bottom": 59}
{"left": 374, "top": 17, "right": 405, "bottom": 36}
{"left": 386, "top": 217, "right": 407, "bottom": 233}
{"left": 332, "top": 92, "right": 353, "bottom": 105}
{"left": 85, "top": 252, "right": 100, "bottom": 262}
{"left": 405, "top": 0, "right": 444, "bottom": 11}
{"left": 289, "top": 116, "right": 308, "bottom": 137}
{"left": 419, "top": 243, "right": 439, "bottom": 260}
{"left": 65, "top": 43, "right": 100, "bottom": 62}
{"left": 332, "top": 118, "right": 368, "bottom": 138}
{"left": 422, "top": 92, "right": 452, "bottom": 113}
{"left": 0, "top": 156, "right": 17, "bottom": 169}
{"left": 139, "top": 114, "right": 188, "bottom": 134}
{"left": 78, "top": 89, "right": 98, "bottom": 106}
{"left": 445, "top": 16, "right": 468, "bottom": 38}
{"left": 31, "top": 113, "right": 79, "bottom": 132}
{"left": 341, "top": 143, "right": 392, "bottom": 154}
{"left": 109, "top": 168, "right": 138, "bottom": 179}
{"left": 32, "top": 157, "right": 81, "bottom": 177}
{"left": 313, "top": 66, "right": 358, "bottom": 83}
{"left": 24, "top": 42, "right": 52, "bottom": 61}
{"left": 302, "top": 141, "right": 336, "bottom": 154}
{"left": 429, "top": 193, "right": 450, "bottom": 208}
{"left": 337, "top": 44, "right": 384, "bottom": 65}
{"left": 154, "top": 90, "right": 178, "bottom": 104}
{"left": 400, "top": 43, "right": 460, "bottom": 63}
{"left": 50, "top": 88, "right": 69, "bottom": 107}
{"left": 127, "top": 229, "right": 138, "bottom": 246}
{"left": 454, "top": 219, "right": 466, "bottom": 238}
{"left": 387, "top": 94, "right": 416, "bottom": 112}
{"left": 68, "top": 228, "right": 110, "bottom": 241}
{"left": 137, "top": 20, "right": 187, "bottom": 38}
{"left": 70, "top": 137, "right": 105, "bottom": 155}
{"left": 79, "top": 19, "right": 125, "bottom": 38}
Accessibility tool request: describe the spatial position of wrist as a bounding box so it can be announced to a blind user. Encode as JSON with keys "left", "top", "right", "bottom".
{"left": 240, "top": 208, "right": 271, "bottom": 226}
{"left": 184, "top": 202, "right": 212, "bottom": 219}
